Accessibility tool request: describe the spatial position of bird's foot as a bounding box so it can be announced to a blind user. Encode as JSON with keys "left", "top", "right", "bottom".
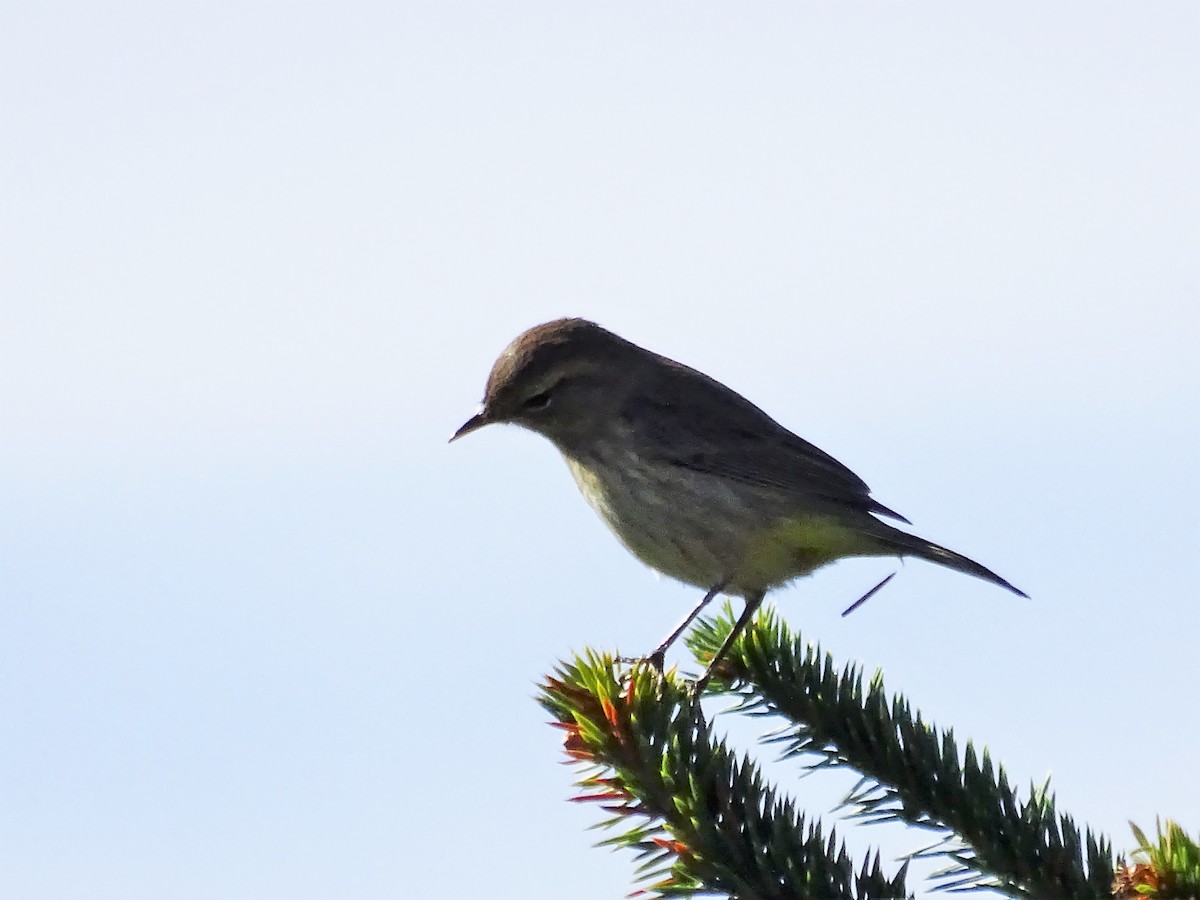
{"left": 617, "top": 650, "right": 666, "bottom": 674}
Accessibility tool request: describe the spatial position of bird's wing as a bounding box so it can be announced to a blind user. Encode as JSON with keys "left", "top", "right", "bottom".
{"left": 620, "top": 361, "right": 909, "bottom": 523}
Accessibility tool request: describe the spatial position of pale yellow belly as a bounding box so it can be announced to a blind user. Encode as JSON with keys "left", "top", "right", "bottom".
{"left": 564, "top": 453, "right": 877, "bottom": 596}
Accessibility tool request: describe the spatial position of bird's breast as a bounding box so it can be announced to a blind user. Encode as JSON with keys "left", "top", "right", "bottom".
{"left": 562, "top": 446, "right": 846, "bottom": 595}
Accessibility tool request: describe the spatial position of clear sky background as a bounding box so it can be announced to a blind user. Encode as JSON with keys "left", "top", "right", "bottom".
{"left": 2, "top": 3, "right": 1196, "bottom": 898}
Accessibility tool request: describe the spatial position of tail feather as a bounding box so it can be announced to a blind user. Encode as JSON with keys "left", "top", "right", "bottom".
{"left": 877, "top": 529, "right": 1028, "bottom": 598}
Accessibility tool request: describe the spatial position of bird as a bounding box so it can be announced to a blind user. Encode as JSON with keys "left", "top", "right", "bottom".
{"left": 451, "top": 318, "right": 1025, "bottom": 690}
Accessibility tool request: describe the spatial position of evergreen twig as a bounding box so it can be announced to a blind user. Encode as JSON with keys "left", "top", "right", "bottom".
{"left": 1115, "top": 819, "right": 1200, "bottom": 897}
{"left": 687, "top": 604, "right": 1116, "bottom": 897}
{"left": 539, "top": 651, "right": 911, "bottom": 898}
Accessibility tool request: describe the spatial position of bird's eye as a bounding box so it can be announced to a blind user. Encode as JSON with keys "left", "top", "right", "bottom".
{"left": 522, "top": 390, "right": 552, "bottom": 411}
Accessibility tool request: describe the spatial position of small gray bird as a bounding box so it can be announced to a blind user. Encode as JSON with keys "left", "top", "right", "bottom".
{"left": 452, "top": 318, "right": 1025, "bottom": 688}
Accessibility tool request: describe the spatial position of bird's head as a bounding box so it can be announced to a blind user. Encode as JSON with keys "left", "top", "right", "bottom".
{"left": 450, "top": 318, "right": 637, "bottom": 451}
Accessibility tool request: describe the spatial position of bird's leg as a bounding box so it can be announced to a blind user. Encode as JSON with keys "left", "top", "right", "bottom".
{"left": 693, "top": 590, "right": 766, "bottom": 694}
{"left": 643, "top": 577, "right": 731, "bottom": 672}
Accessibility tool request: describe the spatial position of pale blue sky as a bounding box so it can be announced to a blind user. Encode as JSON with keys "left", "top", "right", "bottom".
{"left": 2, "top": 3, "right": 1197, "bottom": 898}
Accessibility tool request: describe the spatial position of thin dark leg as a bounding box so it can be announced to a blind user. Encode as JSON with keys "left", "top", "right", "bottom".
{"left": 645, "top": 578, "right": 731, "bottom": 671}
{"left": 693, "top": 590, "right": 766, "bottom": 693}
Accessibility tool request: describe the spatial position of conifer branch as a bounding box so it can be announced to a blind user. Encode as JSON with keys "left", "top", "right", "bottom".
{"left": 539, "top": 651, "right": 911, "bottom": 898}
{"left": 686, "top": 604, "right": 1116, "bottom": 897}
{"left": 1115, "top": 819, "right": 1200, "bottom": 897}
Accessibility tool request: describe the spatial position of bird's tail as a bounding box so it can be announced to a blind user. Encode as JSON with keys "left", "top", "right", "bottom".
{"left": 874, "top": 527, "right": 1028, "bottom": 598}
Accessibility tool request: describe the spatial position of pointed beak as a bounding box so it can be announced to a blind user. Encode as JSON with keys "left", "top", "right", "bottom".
{"left": 449, "top": 407, "right": 491, "bottom": 443}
